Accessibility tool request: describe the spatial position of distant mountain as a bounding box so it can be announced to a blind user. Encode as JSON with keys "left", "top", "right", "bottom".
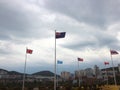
{"left": 0, "top": 69, "right": 59, "bottom": 77}
{"left": 0, "top": 68, "right": 23, "bottom": 75}
{"left": 0, "top": 69, "right": 8, "bottom": 72}
{"left": 32, "top": 71, "right": 54, "bottom": 76}
{"left": 8, "top": 71, "right": 23, "bottom": 75}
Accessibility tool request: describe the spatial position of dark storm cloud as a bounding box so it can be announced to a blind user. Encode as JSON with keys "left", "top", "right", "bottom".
{"left": 44, "top": 0, "right": 120, "bottom": 27}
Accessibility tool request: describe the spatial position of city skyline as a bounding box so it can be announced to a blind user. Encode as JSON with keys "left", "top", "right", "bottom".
{"left": 0, "top": 63, "right": 119, "bottom": 75}
{"left": 0, "top": 0, "right": 120, "bottom": 74}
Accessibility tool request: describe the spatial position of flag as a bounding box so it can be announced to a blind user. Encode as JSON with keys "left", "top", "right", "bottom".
{"left": 26, "top": 49, "right": 33, "bottom": 54}
{"left": 104, "top": 62, "right": 109, "bottom": 65}
{"left": 57, "top": 60, "right": 63, "bottom": 64}
{"left": 110, "top": 50, "right": 119, "bottom": 55}
{"left": 78, "top": 57, "right": 83, "bottom": 61}
{"left": 56, "top": 32, "right": 66, "bottom": 39}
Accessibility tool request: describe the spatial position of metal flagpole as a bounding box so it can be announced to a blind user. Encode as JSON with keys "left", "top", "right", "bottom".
{"left": 57, "top": 60, "right": 63, "bottom": 87}
{"left": 110, "top": 51, "right": 117, "bottom": 85}
{"left": 105, "top": 65, "right": 108, "bottom": 85}
{"left": 22, "top": 48, "right": 27, "bottom": 90}
{"left": 56, "top": 61, "right": 58, "bottom": 87}
{"left": 54, "top": 30, "right": 57, "bottom": 90}
{"left": 78, "top": 60, "right": 80, "bottom": 87}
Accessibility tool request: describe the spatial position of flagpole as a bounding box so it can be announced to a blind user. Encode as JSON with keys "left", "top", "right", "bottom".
{"left": 78, "top": 60, "right": 80, "bottom": 87}
{"left": 22, "top": 48, "right": 27, "bottom": 90}
{"left": 110, "top": 50, "right": 117, "bottom": 85}
{"left": 54, "top": 31, "right": 65, "bottom": 90}
{"left": 57, "top": 61, "right": 58, "bottom": 87}
{"left": 105, "top": 64, "right": 108, "bottom": 85}
{"left": 54, "top": 30, "right": 57, "bottom": 90}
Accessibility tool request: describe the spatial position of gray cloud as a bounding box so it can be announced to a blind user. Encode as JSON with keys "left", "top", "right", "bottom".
{"left": 44, "top": 0, "right": 120, "bottom": 27}
{"left": 0, "top": 0, "right": 120, "bottom": 73}
{"left": 0, "top": 0, "right": 52, "bottom": 41}
{"left": 61, "top": 28, "right": 119, "bottom": 51}
{"left": 0, "top": 2, "right": 30, "bottom": 38}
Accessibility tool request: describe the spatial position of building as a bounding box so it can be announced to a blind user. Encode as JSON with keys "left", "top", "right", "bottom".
{"left": 75, "top": 70, "right": 85, "bottom": 79}
{"left": 94, "top": 65, "right": 102, "bottom": 79}
{"left": 101, "top": 66, "right": 119, "bottom": 78}
{"left": 84, "top": 68, "right": 94, "bottom": 78}
{"left": 118, "top": 64, "right": 120, "bottom": 73}
{"left": 61, "top": 71, "right": 70, "bottom": 80}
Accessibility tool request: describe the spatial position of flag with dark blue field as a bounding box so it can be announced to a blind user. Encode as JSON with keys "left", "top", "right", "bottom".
{"left": 78, "top": 57, "right": 83, "bottom": 61}
{"left": 110, "top": 50, "right": 119, "bottom": 55}
{"left": 56, "top": 32, "right": 66, "bottom": 39}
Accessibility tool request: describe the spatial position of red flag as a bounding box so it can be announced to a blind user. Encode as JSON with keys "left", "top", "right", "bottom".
{"left": 104, "top": 62, "right": 109, "bottom": 65}
{"left": 110, "top": 50, "right": 119, "bottom": 55}
{"left": 78, "top": 57, "right": 83, "bottom": 61}
{"left": 26, "top": 49, "right": 33, "bottom": 54}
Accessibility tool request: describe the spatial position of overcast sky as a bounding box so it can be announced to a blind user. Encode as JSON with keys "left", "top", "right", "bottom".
{"left": 0, "top": 0, "right": 120, "bottom": 74}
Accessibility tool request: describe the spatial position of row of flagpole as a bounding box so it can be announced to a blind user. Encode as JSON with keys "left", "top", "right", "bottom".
{"left": 77, "top": 50, "right": 119, "bottom": 86}
{"left": 22, "top": 31, "right": 66, "bottom": 90}
{"left": 22, "top": 30, "right": 119, "bottom": 90}
{"left": 56, "top": 50, "right": 119, "bottom": 88}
